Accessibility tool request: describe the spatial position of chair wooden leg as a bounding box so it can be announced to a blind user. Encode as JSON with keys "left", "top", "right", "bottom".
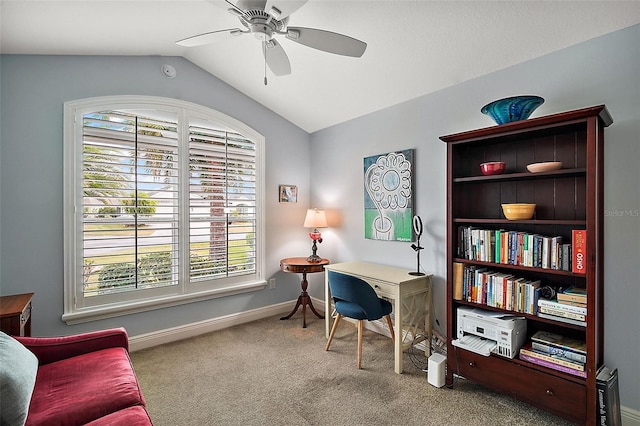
{"left": 357, "top": 320, "right": 363, "bottom": 369}
{"left": 325, "top": 313, "right": 342, "bottom": 351}
{"left": 385, "top": 314, "right": 395, "bottom": 344}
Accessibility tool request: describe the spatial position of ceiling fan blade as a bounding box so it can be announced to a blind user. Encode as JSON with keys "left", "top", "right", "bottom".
{"left": 285, "top": 27, "right": 367, "bottom": 57}
{"left": 176, "top": 28, "right": 245, "bottom": 47}
{"left": 263, "top": 39, "right": 291, "bottom": 76}
{"left": 264, "top": 0, "right": 308, "bottom": 20}
{"left": 223, "top": 0, "right": 246, "bottom": 16}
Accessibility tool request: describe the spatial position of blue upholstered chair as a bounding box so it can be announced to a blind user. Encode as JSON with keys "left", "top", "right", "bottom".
{"left": 325, "top": 271, "right": 395, "bottom": 369}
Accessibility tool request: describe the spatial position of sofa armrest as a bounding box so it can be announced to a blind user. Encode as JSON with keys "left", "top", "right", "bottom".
{"left": 14, "top": 327, "right": 129, "bottom": 365}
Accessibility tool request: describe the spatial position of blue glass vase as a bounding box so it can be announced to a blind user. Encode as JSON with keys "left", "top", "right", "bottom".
{"left": 481, "top": 95, "right": 545, "bottom": 125}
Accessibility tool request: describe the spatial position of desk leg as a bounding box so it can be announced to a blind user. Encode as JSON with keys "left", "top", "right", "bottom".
{"left": 280, "top": 272, "right": 325, "bottom": 328}
{"left": 325, "top": 273, "right": 331, "bottom": 338}
{"left": 393, "top": 296, "right": 403, "bottom": 374}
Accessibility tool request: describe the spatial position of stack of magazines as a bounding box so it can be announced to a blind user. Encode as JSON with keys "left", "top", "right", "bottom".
{"left": 518, "top": 330, "right": 586, "bottom": 378}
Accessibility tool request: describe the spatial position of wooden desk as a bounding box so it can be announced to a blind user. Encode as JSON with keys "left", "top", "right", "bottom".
{"left": 0, "top": 293, "right": 33, "bottom": 337}
{"left": 280, "top": 257, "right": 329, "bottom": 328}
{"left": 324, "top": 262, "right": 432, "bottom": 374}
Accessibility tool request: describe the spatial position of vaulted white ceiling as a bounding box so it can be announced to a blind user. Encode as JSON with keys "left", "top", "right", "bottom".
{"left": 2, "top": 0, "right": 639, "bottom": 133}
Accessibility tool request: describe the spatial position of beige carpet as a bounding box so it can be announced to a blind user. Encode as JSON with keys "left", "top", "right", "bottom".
{"left": 130, "top": 314, "right": 573, "bottom": 426}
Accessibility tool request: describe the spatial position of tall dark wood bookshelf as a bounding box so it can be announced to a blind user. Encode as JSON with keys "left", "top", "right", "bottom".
{"left": 440, "top": 105, "right": 612, "bottom": 425}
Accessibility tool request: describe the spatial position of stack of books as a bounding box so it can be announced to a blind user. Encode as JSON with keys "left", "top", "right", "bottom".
{"left": 518, "top": 330, "right": 587, "bottom": 378}
{"left": 537, "top": 286, "right": 587, "bottom": 326}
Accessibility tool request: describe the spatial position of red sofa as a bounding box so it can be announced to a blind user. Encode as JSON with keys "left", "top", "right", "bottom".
{"left": 10, "top": 328, "right": 152, "bottom": 426}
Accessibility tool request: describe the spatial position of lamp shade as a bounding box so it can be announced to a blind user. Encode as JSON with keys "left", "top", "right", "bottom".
{"left": 303, "top": 209, "right": 327, "bottom": 229}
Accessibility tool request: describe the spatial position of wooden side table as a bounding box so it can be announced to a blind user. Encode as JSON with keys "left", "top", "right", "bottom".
{"left": 0, "top": 293, "right": 34, "bottom": 337}
{"left": 280, "top": 257, "right": 329, "bottom": 328}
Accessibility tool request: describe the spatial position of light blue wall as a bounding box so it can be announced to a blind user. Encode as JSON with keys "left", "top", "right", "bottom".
{"left": 0, "top": 55, "right": 314, "bottom": 336}
{"left": 310, "top": 25, "right": 640, "bottom": 410}
{"left": 1, "top": 24, "right": 638, "bottom": 412}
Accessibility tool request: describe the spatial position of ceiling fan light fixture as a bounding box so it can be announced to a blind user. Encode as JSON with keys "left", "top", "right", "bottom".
{"left": 251, "top": 23, "right": 273, "bottom": 41}
{"left": 268, "top": 6, "right": 281, "bottom": 20}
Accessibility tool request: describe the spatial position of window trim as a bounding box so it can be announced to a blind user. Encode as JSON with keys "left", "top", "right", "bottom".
{"left": 62, "top": 95, "right": 266, "bottom": 325}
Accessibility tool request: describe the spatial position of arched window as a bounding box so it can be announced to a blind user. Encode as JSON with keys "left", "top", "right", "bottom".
{"left": 63, "top": 96, "right": 265, "bottom": 323}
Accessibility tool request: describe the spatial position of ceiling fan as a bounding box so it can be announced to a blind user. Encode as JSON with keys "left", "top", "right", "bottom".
{"left": 176, "top": 0, "right": 367, "bottom": 84}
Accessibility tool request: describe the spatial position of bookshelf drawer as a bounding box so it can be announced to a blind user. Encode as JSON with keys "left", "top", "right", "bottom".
{"left": 452, "top": 349, "right": 586, "bottom": 423}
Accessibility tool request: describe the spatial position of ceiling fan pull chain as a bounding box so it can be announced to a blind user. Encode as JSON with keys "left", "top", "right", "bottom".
{"left": 263, "top": 41, "right": 268, "bottom": 86}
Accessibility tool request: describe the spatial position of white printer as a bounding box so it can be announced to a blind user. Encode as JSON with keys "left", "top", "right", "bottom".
{"left": 452, "top": 306, "right": 527, "bottom": 359}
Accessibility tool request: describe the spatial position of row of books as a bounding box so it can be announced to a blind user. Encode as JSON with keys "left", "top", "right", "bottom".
{"left": 456, "top": 227, "right": 587, "bottom": 273}
{"left": 453, "top": 263, "right": 541, "bottom": 314}
{"left": 518, "top": 330, "right": 587, "bottom": 378}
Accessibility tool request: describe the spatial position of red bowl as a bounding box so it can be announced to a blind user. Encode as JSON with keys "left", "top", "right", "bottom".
{"left": 480, "top": 161, "right": 506, "bottom": 175}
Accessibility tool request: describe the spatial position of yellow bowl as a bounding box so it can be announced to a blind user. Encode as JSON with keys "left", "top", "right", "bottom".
{"left": 501, "top": 203, "right": 536, "bottom": 220}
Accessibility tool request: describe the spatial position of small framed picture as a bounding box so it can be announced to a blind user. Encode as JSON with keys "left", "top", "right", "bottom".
{"left": 279, "top": 185, "right": 297, "bottom": 203}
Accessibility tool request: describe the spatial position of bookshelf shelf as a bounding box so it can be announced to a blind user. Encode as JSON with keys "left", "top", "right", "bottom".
{"left": 453, "top": 167, "right": 587, "bottom": 183}
{"left": 453, "top": 218, "right": 587, "bottom": 226}
{"left": 455, "top": 299, "right": 588, "bottom": 331}
{"left": 453, "top": 258, "right": 587, "bottom": 277}
{"left": 441, "top": 105, "right": 611, "bottom": 425}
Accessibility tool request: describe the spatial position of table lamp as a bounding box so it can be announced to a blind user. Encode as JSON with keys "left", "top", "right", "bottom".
{"left": 303, "top": 208, "right": 327, "bottom": 263}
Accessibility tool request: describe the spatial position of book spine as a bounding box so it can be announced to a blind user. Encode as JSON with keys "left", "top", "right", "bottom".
{"left": 572, "top": 229, "right": 587, "bottom": 274}
{"left": 489, "top": 230, "right": 495, "bottom": 263}
{"left": 556, "top": 294, "right": 587, "bottom": 304}
{"left": 551, "top": 236, "right": 562, "bottom": 270}
{"left": 531, "top": 331, "right": 587, "bottom": 355}
{"left": 537, "top": 312, "right": 586, "bottom": 327}
{"left": 501, "top": 231, "right": 508, "bottom": 264}
{"left": 557, "top": 299, "right": 587, "bottom": 308}
{"left": 538, "top": 306, "right": 586, "bottom": 321}
{"left": 453, "top": 262, "right": 464, "bottom": 300}
{"left": 534, "top": 236, "right": 543, "bottom": 268}
{"left": 537, "top": 299, "right": 587, "bottom": 315}
{"left": 518, "top": 352, "right": 587, "bottom": 378}
{"left": 531, "top": 341, "right": 587, "bottom": 363}
{"left": 561, "top": 243, "right": 571, "bottom": 271}
{"left": 532, "top": 287, "right": 541, "bottom": 315}
{"left": 520, "top": 347, "right": 585, "bottom": 371}
{"left": 542, "top": 236, "right": 550, "bottom": 269}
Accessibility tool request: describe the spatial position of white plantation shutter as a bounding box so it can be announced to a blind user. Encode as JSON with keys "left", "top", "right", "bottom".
{"left": 188, "top": 124, "right": 257, "bottom": 281}
{"left": 82, "top": 111, "right": 180, "bottom": 296}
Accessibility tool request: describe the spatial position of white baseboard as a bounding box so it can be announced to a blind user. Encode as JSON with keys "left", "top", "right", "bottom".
{"left": 623, "top": 406, "right": 640, "bottom": 426}
{"left": 129, "top": 298, "right": 638, "bottom": 423}
{"left": 129, "top": 299, "right": 299, "bottom": 352}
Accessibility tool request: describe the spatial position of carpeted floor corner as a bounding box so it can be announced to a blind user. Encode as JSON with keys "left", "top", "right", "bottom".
{"left": 130, "top": 314, "right": 574, "bottom": 426}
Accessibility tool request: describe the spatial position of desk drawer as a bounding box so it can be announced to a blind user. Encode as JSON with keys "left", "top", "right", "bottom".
{"left": 452, "top": 348, "right": 586, "bottom": 424}
{"left": 366, "top": 279, "right": 396, "bottom": 298}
